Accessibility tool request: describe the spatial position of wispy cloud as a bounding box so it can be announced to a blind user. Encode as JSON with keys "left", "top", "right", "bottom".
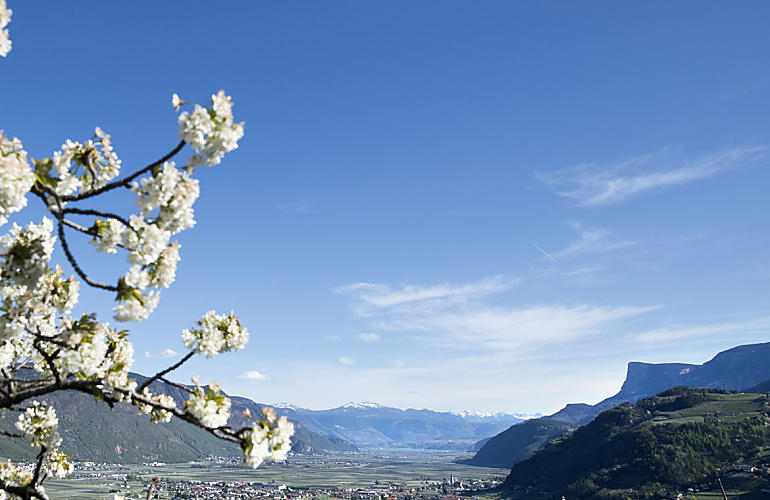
{"left": 532, "top": 243, "right": 558, "bottom": 263}
{"left": 279, "top": 199, "right": 318, "bottom": 215}
{"left": 634, "top": 316, "right": 770, "bottom": 343}
{"left": 144, "top": 349, "right": 179, "bottom": 359}
{"left": 375, "top": 303, "right": 660, "bottom": 352}
{"left": 337, "top": 277, "right": 658, "bottom": 355}
{"left": 237, "top": 370, "right": 270, "bottom": 381}
{"left": 357, "top": 333, "right": 380, "bottom": 342}
{"left": 563, "top": 266, "right": 602, "bottom": 277}
{"left": 338, "top": 356, "right": 356, "bottom": 366}
{"left": 335, "top": 275, "right": 517, "bottom": 316}
{"left": 538, "top": 146, "right": 764, "bottom": 206}
{"left": 554, "top": 224, "right": 636, "bottom": 259}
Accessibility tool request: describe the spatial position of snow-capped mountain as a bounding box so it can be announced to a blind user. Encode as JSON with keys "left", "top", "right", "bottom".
{"left": 452, "top": 410, "right": 543, "bottom": 421}
{"left": 273, "top": 402, "right": 304, "bottom": 410}
{"left": 340, "top": 401, "right": 384, "bottom": 409}
{"left": 264, "top": 402, "right": 527, "bottom": 450}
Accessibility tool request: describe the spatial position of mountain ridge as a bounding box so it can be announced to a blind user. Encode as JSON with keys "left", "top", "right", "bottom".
{"left": 466, "top": 342, "right": 770, "bottom": 469}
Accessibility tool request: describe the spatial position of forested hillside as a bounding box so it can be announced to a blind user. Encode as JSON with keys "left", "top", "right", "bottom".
{"left": 503, "top": 387, "right": 770, "bottom": 498}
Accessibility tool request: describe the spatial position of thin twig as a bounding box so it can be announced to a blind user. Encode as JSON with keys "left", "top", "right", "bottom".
{"left": 61, "top": 207, "right": 133, "bottom": 230}
{"left": 31, "top": 447, "right": 47, "bottom": 487}
{"left": 137, "top": 351, "right": 195, "bottom": 393}
{"left": 61, "top": 219, "right": 129, "bottom": 250}
{"left": 56, "top": 218, "right": 117, "bottom": 292}
{"left": 32, "top": 341, "right": 62, "bottom": 386}
{"left": 157, "top": 376, "right": 195, "bottom": 394}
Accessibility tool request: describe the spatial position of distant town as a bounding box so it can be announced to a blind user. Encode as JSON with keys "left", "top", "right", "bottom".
{"left": 42, "top": 454, "right": 506, "bottom": 499}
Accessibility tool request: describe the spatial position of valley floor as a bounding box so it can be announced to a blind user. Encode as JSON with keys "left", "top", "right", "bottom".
{"left": 42, "top": 452, "right": 505, "bottom": 499}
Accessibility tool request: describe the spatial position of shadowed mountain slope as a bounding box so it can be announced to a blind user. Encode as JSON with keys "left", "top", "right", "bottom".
{"left": 0, "top": 372, "right": 356, "bottom": 463}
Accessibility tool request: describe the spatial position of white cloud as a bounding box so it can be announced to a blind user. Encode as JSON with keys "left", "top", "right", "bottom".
{"left": 338, "top": 277, "right": 659, "bottom": 355}
{"left": 338, "top": 356, "right": 356, "bottom": 366}
{"left": 144, "top": 349, "right": 179, "bottom": 359}
{"left": 554, "top": 224, "right": 636, "bottom": 259}
{"left": 375, "top": 303, "right": 660, "bottom": 352}
{"left": 237, "top": 370, "right": 270, "bottom": 381}
{"left": 634, "top": 316, "right": 770, "bottom": 343}
{"left": 538, "top": 146, "right": 764, "bottom": 206}
{"left": 357, "top": 333, "right": 380, "bottom": 342}
{"left": 335, "top": 275, "right": 517, "bottom": 315}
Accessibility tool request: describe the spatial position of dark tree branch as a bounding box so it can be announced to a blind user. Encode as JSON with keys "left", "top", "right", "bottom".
{"left": 60, "top": 218, "right": 94, "bottom": 236}
{"left": 56, "top": 218, "right": 117, "bottom": 292}
{"left": 59, "top": 140, "right": 185, "bottom": 202}
{"left": 137, "top": 351, "right": 195, "bottom": 393}
{"left": 60, "top": 207, "right": 133, "bottom": 231}
{"left": 32, "top": 341, "right": 62, "bottom": 386}
{"left": 31, "top": 447, "right": 47, "bottom": 490}
{"left": 0, "top": 480, "right": 49, "bottom": 500}
{"left": 157, "top": 376, "right": 195, "bottom": 394}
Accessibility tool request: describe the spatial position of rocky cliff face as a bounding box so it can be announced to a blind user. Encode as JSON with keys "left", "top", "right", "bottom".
{"left": 595, "top": 362, "right": 695, "bottom": 411}
{"left": 596, "top": 342, "right": 770, "bottom": 412}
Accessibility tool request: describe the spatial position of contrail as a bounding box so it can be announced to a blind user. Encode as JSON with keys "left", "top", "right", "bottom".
{"left": 532, "top": 243, "right": 558, "bottom": 263}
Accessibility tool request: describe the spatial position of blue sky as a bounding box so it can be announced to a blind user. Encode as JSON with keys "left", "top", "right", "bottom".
{"left": 2, "top": 1, "right": 770, "bottom": 414}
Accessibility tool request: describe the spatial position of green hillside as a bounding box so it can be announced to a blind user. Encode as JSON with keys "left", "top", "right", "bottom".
{"left": 503, "top": 387, "right": 770, "bottom": 499}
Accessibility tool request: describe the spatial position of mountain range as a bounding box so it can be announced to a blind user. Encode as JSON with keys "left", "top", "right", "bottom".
{"left": 0, "top": 372, "right": 524, "bottom": 463}
{"left": 4, "top": 341, "right": 767, "bottom": 465}
{"left": 270, "top": 401, "right": 525, "bottom": 450}
{"left": 465, "top": 341, "right": 770, "bottom": 468}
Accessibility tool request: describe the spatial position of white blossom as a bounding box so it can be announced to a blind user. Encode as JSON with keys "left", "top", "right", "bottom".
{"left": 51, "top": 139, "right": 83, "bottom": 196}
{"left": 113, "top": 289, "right": 159, "bottom": 322}
{"left": 0, "top": 0, "right": 11, "bottom": 57}
{"left": 178, "top": 90, "right": 244, "bottom": 167}
{"left": 184, "top": 381, "right": 230, "bottom": 428}
{"left": 211, "top": 90, "right": 233, "bottom": 118}
{"left": 48, "top": 129, "right": 121, "bottom": 195}
{"left": 181, "top": 310, "right": 248, "bottom": 358}
{"left": 16, "top": 401, "right": 60, "bottom": 448}
{"left": 123, "top": 215, "right": 170, "bottom": 266}
{"left": 137, "top": 389, "right": 175, "bottom": 424}
{"left": 102, "top": 329, "right": 136, "bottom": 395}
{"left": 0, "top": 131, "right": 34, "bottom": 225}
{"left": 35, "top": 266, "right": 79, "bottom": 315}
{"left": 130, "top": 161, "right": 199, "bottom": 235}
{"left": 171, "top": 93, "right": 184, "bottom": 111}
{"left": 151, "top": 242, "right": 180, "bottom": 288}
{"left": 0, "top": 460, "right": 31, "bottom": 490}
{"left": 89, "top": 218, "right": 125, "bottom": 254}
{"left": 57, "top": 318, "right": 109, "bottom": 379}
{"left": 0, "top": 337, "right": 28, "bottom": 371}
{"left": 46, "top": 449, "right": 73, "bottom": 478}
{"left": 124, "top": 264, "right": 150, "bottom": 290}
{"left": 0, "top": 218, "right": 56, "bottom": 290}
{"left": 242, "top": 407, "right": 294, "bottom": 468}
